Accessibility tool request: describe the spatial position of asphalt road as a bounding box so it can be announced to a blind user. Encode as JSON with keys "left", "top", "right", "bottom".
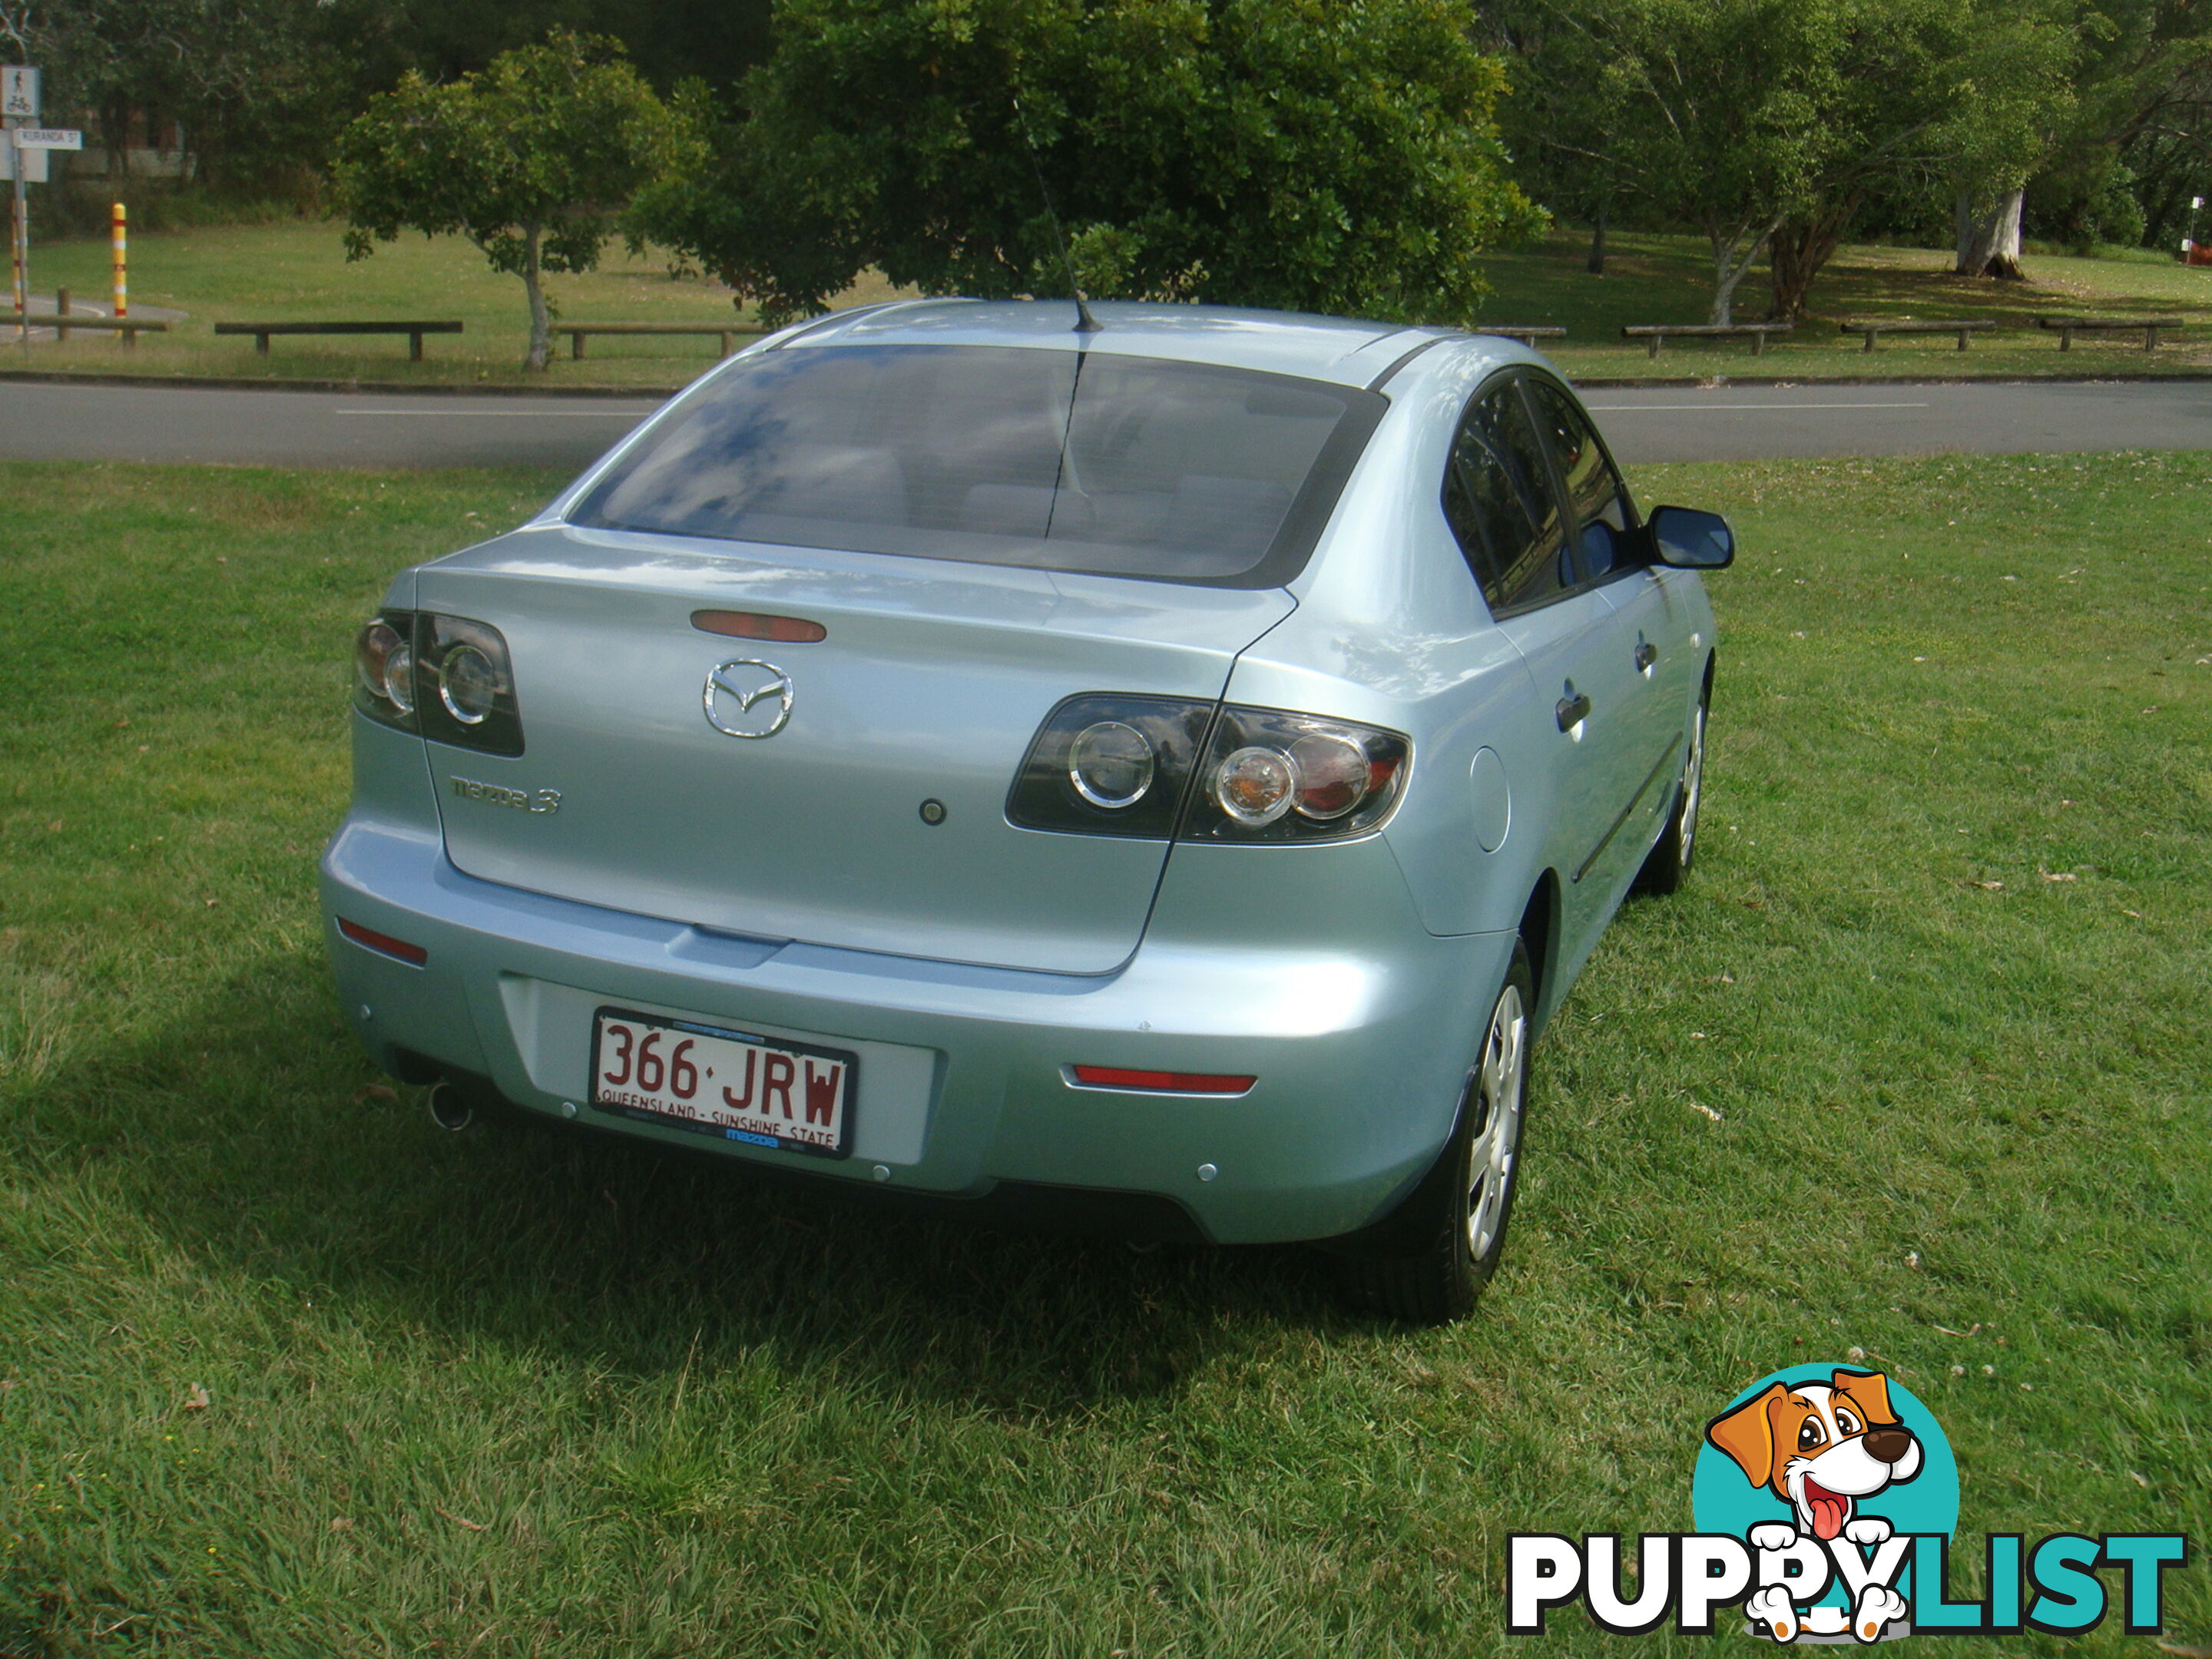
{"left": 0, "top": 382, "right": 664, "bottom": 472}
{"left": 1583, "top": 379, "right": 2212, "bottom": 462}
{"left": 3, "top": 376, "right": 2211, "bottom": 470}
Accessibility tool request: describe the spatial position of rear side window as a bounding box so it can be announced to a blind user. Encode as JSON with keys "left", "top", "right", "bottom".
{"left": 1525, "top": 378, "right": 1636, "bottom": 580}
{"left": 568, "top": 344, "right": 1385, "bottom": 588}
{"left": 1441, "top": 379, "right": 1572, "bottom": 614}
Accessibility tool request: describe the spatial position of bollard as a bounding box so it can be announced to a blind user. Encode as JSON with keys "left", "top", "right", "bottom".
{"left": 111, "top": 202, "right": 127, "bottom": 346}
{"left": 55, "top": 283, "right": 68, "bottom": 342}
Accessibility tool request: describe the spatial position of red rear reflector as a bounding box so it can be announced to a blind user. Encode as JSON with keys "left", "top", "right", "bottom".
{"left": 691, "top": 610, "right": 827, "bottom": 643}
{"left": 1071, "top": 1065, "right": 1256, "bottom": 1094}
{"left": 338, "top": 917, "right": 428, "bottom": 965}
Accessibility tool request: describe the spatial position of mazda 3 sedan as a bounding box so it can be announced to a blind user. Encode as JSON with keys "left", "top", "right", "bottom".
{"left": 321, "top": 299, "right": 1733, "bottom": 1321}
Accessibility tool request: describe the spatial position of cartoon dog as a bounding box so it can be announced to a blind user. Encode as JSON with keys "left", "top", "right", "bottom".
{"left": 1707, "top": 1369, "right": 1922, "bottom": 1642}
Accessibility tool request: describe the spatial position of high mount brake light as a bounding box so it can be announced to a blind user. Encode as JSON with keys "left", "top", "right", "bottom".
{"left": 691, "top": 609, "right": 827, "bottom": 643}
{"left": 1008, "top": 697, "right": 1409, "bottom": 843}
{"left": 352, "top": 611, "right": 525, "bottom": 757}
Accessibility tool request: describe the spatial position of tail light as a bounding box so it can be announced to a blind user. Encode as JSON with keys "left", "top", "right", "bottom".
{"left": 352, "top": 611, "right": 525, "bottom": 757}
{"left": 1181, "top": 706, "right": 1407, "bottom": 843}
{"left": 355, "top": 614, "right": 417, "bottom": 729}
{"left": 1008, "top": 695, "right": 1407, "bottom": 843}
{"left": 1006, "top": 694, "right": 1215, "bottom": 838}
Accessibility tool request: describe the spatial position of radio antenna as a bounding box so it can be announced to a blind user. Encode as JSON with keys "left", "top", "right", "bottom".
{"left": 1012, "top": 98, "right": 1101, "bottom": 335}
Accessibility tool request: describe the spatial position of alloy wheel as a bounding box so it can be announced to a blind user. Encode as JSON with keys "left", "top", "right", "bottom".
{"left": 1678, "top": 702, "right": 1706, "bottom": 868}
{"left": 1465, "top": 981, "right": 1528, "bottom": 1262}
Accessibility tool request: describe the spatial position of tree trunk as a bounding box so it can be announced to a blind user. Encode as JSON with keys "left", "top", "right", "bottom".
{"left": 104, "top": 98, "right": 134, "bottom": 179}
{"left": 1707, "top": 216, "right": 1780, "bottom": 326}
{"left": 1767, "top": 200, "right": 1856, "bottom": 322}
{"left": 1954, "top": 187, "right": 2026, "bottom": 280}
{"left": 522, "top": 223, "right": 550, "bottom": 371}
{"left": 1587, "top": 204, "right": 1607, "bottom": 276}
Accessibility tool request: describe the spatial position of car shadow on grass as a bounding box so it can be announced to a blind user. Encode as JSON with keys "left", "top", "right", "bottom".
{"left": 15, "top": 948, "right": 1363, "bottom": 1414}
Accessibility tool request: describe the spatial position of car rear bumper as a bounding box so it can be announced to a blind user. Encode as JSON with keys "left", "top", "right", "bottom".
{"left": 320, "top": 812, "right": 1517, "bottom": 1246}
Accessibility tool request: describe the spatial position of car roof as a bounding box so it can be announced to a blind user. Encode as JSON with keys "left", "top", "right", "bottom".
{"left": 763, "top": 297, "right": 1519, "bottom": 389}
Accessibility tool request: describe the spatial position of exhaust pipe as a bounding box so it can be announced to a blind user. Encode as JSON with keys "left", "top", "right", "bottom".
{"left": 426, "top": 1078, "right": 474, "bottom": 1133}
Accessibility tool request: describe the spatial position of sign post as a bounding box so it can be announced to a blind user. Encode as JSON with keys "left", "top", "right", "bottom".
{"left": 9, "top": 130, "right": 25, "bottom": 342}
{"left": 4, "top": 67, "right": 39, "bottom": 343}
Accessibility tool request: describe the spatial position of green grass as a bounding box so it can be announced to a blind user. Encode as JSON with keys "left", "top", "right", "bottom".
{"left": 1485, "top": 229, "right": 2212, "bottom": 379}
{"left": 11, "top": 219, "right": 2212, "bottom": 387}
{"left": 9, "top": 222, "right": 907, "bottom": 388}
{"left": 2, "top": 455, "right": 2208, "bottom": 1656}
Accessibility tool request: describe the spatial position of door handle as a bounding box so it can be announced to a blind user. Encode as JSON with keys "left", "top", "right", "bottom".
{"left": 1633, "top": 640, "right": 1658, "bottom": 673}
{"left": 1557, "top": 692, "right": 1592, "bottom": 731}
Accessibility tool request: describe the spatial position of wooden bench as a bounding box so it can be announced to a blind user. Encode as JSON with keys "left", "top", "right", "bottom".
{"left": 40, "top": 315, "right": 171, "bottom": 347}
{"left": 1473, "top": 325, "right": 1567, "bottom": 346}
{"left": 1839, "top": 319, "right": 1995, "bottom": 353}
{"left": 214, "top": 320, "right": 464, "bottom": 360}
{"left": 2036, "top": 316, "right": 2184, "bottom": 351}
{"left": 1622, "top": 323, "right": 1793, "bottom": 358}
{"left": 552, "top": 321, "right": 770, "bottom": 360}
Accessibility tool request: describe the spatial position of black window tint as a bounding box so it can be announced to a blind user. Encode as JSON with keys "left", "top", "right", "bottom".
{"left": 1525, "top": 379, "right": 1634, "bottom": 581}
{"left": 1441, "top": 379, "right": 1572, "bottom": 612}
{"left": 569, "top": 344, "right": 1382, "bottom": 588}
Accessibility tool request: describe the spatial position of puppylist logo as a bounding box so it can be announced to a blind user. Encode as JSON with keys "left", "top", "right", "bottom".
{"left": 1508, "top": 1364, "right": 2189, "bottom": 1641}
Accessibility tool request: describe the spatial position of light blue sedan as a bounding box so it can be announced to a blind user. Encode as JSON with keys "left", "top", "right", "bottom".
{"left": 321, "top": 300, "right": 1733, "bottom": 1321}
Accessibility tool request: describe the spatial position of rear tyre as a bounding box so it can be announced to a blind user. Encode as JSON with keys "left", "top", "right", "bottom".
{"left": 1636, "top": 692, "right": 1706, "bottom": 896}
{"left": 1341, "top": 942, "right": 1532, "bottom": 1324}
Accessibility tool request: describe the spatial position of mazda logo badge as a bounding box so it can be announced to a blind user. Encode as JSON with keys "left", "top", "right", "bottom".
{"left": 703, "top": 659, "right": 794, "bottom": 739}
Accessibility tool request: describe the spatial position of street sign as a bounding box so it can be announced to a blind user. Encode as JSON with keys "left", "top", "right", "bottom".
{"left": 13, "top": 130, "right": 80, "bottom": 150}
{"left": 2, "top": 66, "right": 37, "bottom": 120}
{"left": 0, "top": 142, "right": 48, "bottom": 183}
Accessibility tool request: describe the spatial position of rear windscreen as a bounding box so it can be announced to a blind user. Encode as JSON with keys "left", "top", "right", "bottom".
{"left": 567, "top": 344, "right": 1385, "bottom": 587}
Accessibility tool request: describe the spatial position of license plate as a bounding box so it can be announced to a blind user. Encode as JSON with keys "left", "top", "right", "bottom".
{"left": 589, "top": 1007, "right": 856, "bottom": 1157}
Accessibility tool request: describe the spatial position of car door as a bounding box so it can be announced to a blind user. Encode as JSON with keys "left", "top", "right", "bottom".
{"left": 1440, "top": 372, "right": 1648, "bottom": 964}
{"left": 1523, "top": 376, "right": 1698, "bottom": 897}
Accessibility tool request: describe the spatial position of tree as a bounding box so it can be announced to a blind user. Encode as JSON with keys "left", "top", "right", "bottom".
{"left": 307, "top": 0, "right": 776, "bottom": 110}
{"left": 1933, "top": 3, "right": 2079, "bottom": 279}
{"left": 1487, "top": 0, "right": 2076, "bottom": 320}
{"left": 1773, "top": 1, "right": 2072, "bottom": 311}
{"left": 2123, "top": 56, "right": 2212, "bottom": 250}
{"left": 1481, "top": 5, "right": 1624, "bottom": 273}
{"left": 330, "top": 31, "right": 695, "bottom": 369}
{"left": 632, "top": 0, "right": 1545, "bottom": 326}
{"left": 1503, "top": 0, "right": 1853, "bottom": 326}
{"left": 2036, "top": 0, "right": 2212, "bottom": 255}
{"left": 0, "top": 0, "right": 350, "bottom": 193}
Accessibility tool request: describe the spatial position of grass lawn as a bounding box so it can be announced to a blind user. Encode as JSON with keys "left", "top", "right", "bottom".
{"left": 10, "top": 221, "right": 906, "bottom": 389}
{"left": 2, "top": 454, "right": 2208, "bottom": 1655}
{"left": 1488, "top": 229, "right": 2212, "bottom": 381}
{"left": 9, "top": 219, "right": 2212, "bottom": 388}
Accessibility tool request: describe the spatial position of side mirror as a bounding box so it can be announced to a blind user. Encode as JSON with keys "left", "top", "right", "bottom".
{"left": 1647, "top": 505, "right": 1735, "bottom": 569}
